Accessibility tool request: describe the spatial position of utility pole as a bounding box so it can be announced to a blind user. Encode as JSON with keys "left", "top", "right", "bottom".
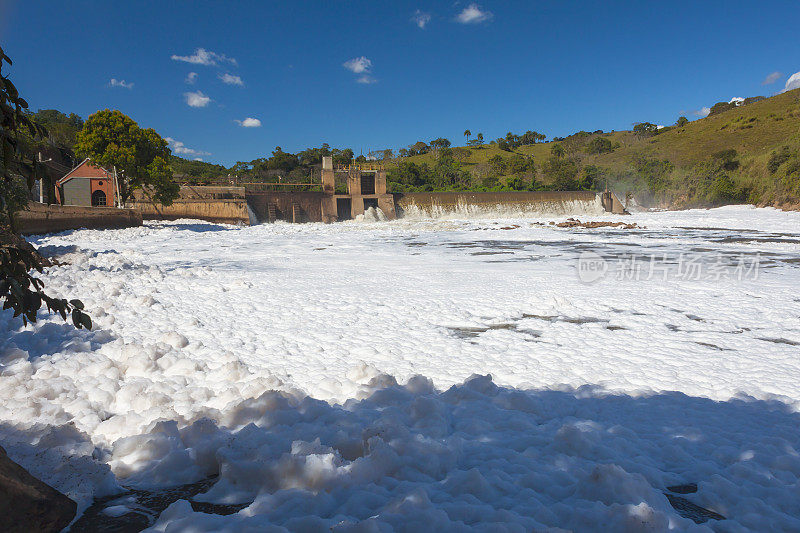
{"left": 113, "top": 166, "right": 122, "bottom": 208}
{"left": 37, "top": 152, "right": 52, "bottom": 203}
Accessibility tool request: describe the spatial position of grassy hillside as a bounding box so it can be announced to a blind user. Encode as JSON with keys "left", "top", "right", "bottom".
{"left": 392, "top": 88, "right": 800, "bottom": 208}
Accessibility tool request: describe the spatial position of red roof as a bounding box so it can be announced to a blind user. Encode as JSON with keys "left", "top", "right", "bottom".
{"left": 57, "top": 158, "right": 110, "bottom": 185}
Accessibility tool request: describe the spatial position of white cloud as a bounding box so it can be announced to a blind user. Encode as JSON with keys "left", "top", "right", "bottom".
{"left": 343, "top": 56, "right": 372, "bottom": 74}
{"left": 412, "top": 10, "right": 431, "bottom": 29}
{"left": 235, "top": 117, "right": 262, "bottom": 128}
{"left": 695, "top": 106, "right": 711, "bottom": 118}
{"left": 109, "top": 78, "right": 133, "bottom": 89}
{"left": 456, "top": 3, "right": 493, "bottom": 24}
{"left": 219, "top": 73, "right": 244, "bottom": 86}
{"left": 165, "top": 137, "right": 211, "bottom": 157}
{"left": 729, "top": 96, "right": 745, "bottom": 105}
{"left": 184, "top": 91, "right": 211, "bottom": 108}
{"left": 185, "top": 72, "right": 198, "bottom": 84}
{"left": 171, "top": 48, "right": 237, "bottom": 67}
{"left": 357, "top": 75, "right": 377, "bottom": 84}
{"left": 782, "top": 71, "right": 800, "bottom": 93}
{"left": 762, "top": 71, "right": 782, "bottom": 85}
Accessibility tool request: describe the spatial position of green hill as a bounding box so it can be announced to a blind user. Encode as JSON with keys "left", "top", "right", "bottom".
{"left": 391, "top": 88, "right": 800, "bottom": 208}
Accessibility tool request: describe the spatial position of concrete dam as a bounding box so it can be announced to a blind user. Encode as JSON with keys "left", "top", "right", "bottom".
{"left": 131, "top": 156, "right": 627, "bottom": 225}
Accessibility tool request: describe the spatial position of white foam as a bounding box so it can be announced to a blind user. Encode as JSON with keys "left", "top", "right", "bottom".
{"left": 1, "top": 205, "right": 799, "bottom": 529}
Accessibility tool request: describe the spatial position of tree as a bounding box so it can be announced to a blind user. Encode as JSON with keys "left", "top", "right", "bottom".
{"left": 433, "top": 153, "right": 471, "bottom": 190}
{"left": 430, "top": 138, "right": 451, "bottom": 151}
{"left": 585, "top": 137, "right": 613, "bottom": 154}
{"left": 675, "top": 116, "right": 689, "bottom": 127}
{"left": 463, "top": 130, "right": 471, "bottom": 143}
{"left": 476, "top": 133, "right": 484, "bottom": 148}
{"left": 542, "top": 156, "right": 580, "bottom": 190}
{"left": 267, "top": 146, "right": 299, "bottom": 173}
{"left": 337, "top": 148, "right": 355, "bottom": 164}
{"left": 708, "top": 101, "right": 737, "bottom": 116}
{"left": 633, "top": 122, "right": 658, "bottom": 137}
{"left": 75, "top": 110, "right": 180, "bottom": 204}
{"left": 1, "top": 46, "right": 91, "bottom": 329}
{"left": 551, "top": 143, "right": 565, "bottom": 159}
{"left": 504, "top": 132, "right": 522, "bottom": 149}
{"left": 387, "top": 161, "right": 435, "bottom": 192}
{"left": 580, "top": 165, "right": 602, "bottom": 190}
{"left": 410, "top": 141, "right": 430, "bottom": 156}
{"left": 488, "top": 154, "right": 506, "bottom": 176}
{"left": 520, "top": 130, "right": 545, "bottom": 145}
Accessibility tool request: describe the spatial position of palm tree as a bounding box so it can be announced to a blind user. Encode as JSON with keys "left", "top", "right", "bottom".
{"left": 476, "top": 133, "right": 484, "bottom": 148}
{"left": 464, "top": 129, "right": 471, "bottom": 143}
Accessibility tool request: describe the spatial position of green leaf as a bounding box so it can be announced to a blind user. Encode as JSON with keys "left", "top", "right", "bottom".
{"left": 69, "top": 299, "right": 84, "bottom": 310}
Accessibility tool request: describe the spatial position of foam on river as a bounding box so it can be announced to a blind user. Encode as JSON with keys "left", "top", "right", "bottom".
{"left": 1, "top": 205, "right": 799, "bottom": 531}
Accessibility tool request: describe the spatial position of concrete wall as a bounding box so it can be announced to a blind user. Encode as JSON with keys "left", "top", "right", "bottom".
{"left": 126, "top": 186, "right": 250, "bottom": 224}
{"left": 246, "top": 191, "right": 327, "bottom": 223}
{"left": 129, "top": 199, "right": 250, "bottom": 225}
{"left": 15, "top": 203, "right": 142, "bottom": 235}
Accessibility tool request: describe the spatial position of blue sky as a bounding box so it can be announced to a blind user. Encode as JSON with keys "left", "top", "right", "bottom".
{"left": 2, "top": 0, "right": 799, "bottom": 166}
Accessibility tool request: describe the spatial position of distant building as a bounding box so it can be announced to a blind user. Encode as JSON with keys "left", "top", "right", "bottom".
{"left": 55, "top": 158, "right": 118, "bottom": 207}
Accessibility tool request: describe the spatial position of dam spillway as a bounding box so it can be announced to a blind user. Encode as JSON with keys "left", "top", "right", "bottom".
{"left": 393, "top": 191, "right": 622, "bottom": 219}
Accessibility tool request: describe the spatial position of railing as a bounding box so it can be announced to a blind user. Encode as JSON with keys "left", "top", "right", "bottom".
{"left": 334, "top": 162, "right": 384, "bottom": 172}
{"left": 241, "top": 182, "right": 323, "bottom": 192}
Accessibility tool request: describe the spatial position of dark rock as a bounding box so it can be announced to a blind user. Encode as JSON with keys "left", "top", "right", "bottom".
{"left": 0, "top": 445, "right": 77, "bottom": 533}
{"left": 666, "top": 483, "right": 698, "bottom": 494}
{"left": 664, "top": 493, "right": 725, "bottom": 524}
{"left": 71, "top": 475, "right": 247, "bottom": 532}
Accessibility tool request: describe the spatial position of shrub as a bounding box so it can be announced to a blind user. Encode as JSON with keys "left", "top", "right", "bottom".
{"left": 712, "top": 149, "right": 740, "bottom": 171}
{"left": 767, "top": 146, "right": 794, "bottom": 174}
{"left": 542, "top": 157, "right": 580, "bottom": 190}
{"left": 585, "top": 137, "right": 614, "bottom": 154}
{"left": 708, "top": 101, "right": 737, "bottom": 116}
{"left": 632, "top": 156, "right": 674, "bottom": 193}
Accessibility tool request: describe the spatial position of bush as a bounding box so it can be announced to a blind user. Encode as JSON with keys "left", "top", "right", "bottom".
{"left": 712, "top": 149, "right": 740, "bottom": 171}
{"left": 708, "top": 101, "right": 738, "bottom": 116}
{"left": 767, "top": 146, "right": 794, "bottom": 174}
{"left": 632, "top": 156, "right": 674, "bottom": 193}
{"left": 580, "top": 165, "right": 603, "bottom": 190}
{"left": 542, "top": 157, "right": 580, "bottom": 190}
{"left": 708, "top": 175, "right": 746, "bottom": 204}
{"left": 633, "top": 122, "right": 658, "bottom": 137}
{"left": 387, "top": 162, "right": 435, "bottom": 192}
{"left": 585, "top": 137, "right": 613, "bottom": 154}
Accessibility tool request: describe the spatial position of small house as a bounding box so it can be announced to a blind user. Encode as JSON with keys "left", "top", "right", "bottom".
{"left": 55, "top": 158, "right": 118, "bottom": 207}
